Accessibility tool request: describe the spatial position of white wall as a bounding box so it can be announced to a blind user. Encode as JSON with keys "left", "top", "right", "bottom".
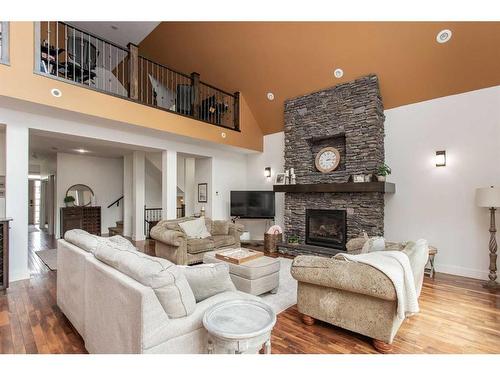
{"left": 145, "top": 157, "right": 162, "bottom": 208}
{"left": 56, "top": 153, "right": 124, "bottom": 237}
{"left": 244, "top": 132, "right": 285, "bottom": 239}
{"left": 194, "top": 157, "right": 213, "bottom": 217}
{"left": 385, "top": 85, "right": 500, "bottom": 280}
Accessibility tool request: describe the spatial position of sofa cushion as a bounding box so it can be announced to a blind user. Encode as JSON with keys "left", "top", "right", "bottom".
{"left": 108, "top": 235, "right": 137, "bottom": 251}
{"left": 64, "top": 229, "right": 101, "bottom": 253}
{"left": 211, "top": 220, "right": 230, "bottom": 236}
{"left": 212, "top": 235, "right": 236, "bottom": 249}
{"left": 94, "top": 241, "right": 196, "bottom": 318}
{"left": 187, "top": 238, "right": 215, "bottom": 254}
{"left": 179, "top": 217, "right": 211, "bottom": 239}
{"left": 346, "top": 237, "right": 368, "bottom": 253}
{"left": 180, "top": 263, "right": 236, "bottom": 302}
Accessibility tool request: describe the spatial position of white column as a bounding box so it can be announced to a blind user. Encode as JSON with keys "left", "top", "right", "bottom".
{"left": 184, "top": 157, "right": 196, "bottom": 217}
{"left": 123, "top": 154, "right": 133, "bottom": 237}
{"left": 5, "top": 124, "right": 29, "bottom": 282}
{"left": 132, "top": 151, "right": 145, "bottom": 241}
{"left": 162, "top": 150, "right": 177, "bottom": 220}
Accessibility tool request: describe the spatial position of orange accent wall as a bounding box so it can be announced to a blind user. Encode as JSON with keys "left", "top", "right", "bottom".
{"left": 0, "top": 22, "right": 263, "bottom": 152}
{"left": 139, "top": 22, "right": 500, "bottom": 135}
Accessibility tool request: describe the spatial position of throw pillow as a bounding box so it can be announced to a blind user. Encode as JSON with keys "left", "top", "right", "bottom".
{"left": 211, "top": 220, "right": 230, "bottom": 236}
{"left": 64, "top": 229, "right": 101, "bottom": 253}
{"left": 94, "top": 241, "right": 196, "bottom": 318}
{"left": 360, "top": 236, "right": 386, "bottom": 253}
{"left": 178, "top": 218, "right": 211, "bottom": 239}
{"left": 346, "top": 237, "right": 368, "bottom": 253}
{"left": 180, "top": 263, "right": 236, "bottom": 302}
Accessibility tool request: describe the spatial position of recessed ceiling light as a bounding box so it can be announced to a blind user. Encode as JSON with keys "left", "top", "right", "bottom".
{"left": 50, "top": 88, "right": 62, "bottom": 97}
{"left": 75, "top": 148, "right": 88, "bottom": 154}
{"left": 334, "top": 68, "right": 344, "bottom": 78}
{"left": 267, "top": 92, "right": 275, "bottom": 101}
{"left": 221, "top": 132, "right": 227, "bottom": 138}
{"left": 436, "top": 29, "right": 452, "bottom": 44}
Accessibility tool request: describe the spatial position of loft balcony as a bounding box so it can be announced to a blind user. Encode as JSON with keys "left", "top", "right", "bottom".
{"left": 34, "top": 21, "right": 240, "bottom": 131}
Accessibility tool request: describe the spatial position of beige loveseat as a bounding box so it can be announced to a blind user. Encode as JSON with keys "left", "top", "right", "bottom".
{"left": 150, "top": 217, "right": 244, "bottom": 265}
{"left": 290, "top": 240, "right": 428, "bottom": 353}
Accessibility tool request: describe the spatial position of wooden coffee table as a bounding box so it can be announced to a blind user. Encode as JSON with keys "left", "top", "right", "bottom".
{"left": 203, "top": 299, "right": 276, "bottom": 354}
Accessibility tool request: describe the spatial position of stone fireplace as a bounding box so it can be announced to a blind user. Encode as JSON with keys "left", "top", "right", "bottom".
{"left": 306, "top": 209, "right": 346, "bottom": 251}
{"left": 279, "top": 75, "right": 387, "bottom": 255}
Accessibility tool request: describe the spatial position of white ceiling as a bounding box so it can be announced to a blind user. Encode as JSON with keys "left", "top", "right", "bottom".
{"left": 67, "top": 22, "right": 160, "bottom": 47}
{"left": 29, "top": 130, "right": 162, "bottom": 160}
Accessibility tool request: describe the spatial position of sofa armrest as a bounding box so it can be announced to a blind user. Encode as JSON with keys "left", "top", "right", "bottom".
{"left": 291, "top": 255, "right": 396, "bottom": 301}
{"left": 228, "top": 223, "right": 244, "bottom": 246}
{"left": 150, "top": 226, "right": 186, "bottom": 247}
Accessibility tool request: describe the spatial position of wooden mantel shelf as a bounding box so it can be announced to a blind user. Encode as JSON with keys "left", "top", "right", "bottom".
{"left": 273, "top": 181, "right": 395, "bottom": 194}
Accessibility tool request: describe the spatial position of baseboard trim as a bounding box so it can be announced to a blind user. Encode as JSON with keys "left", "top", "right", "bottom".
{"left": 436, "top": 263, "right": 489, "bottom": 281}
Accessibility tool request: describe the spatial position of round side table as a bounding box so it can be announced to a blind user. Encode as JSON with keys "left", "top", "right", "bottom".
{"left": 202, "top": 299, "right": 276, "bottom": 354}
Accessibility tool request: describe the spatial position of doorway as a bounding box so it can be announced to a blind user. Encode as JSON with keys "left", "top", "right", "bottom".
{"left": 28, "top": 178, "right": 41, "bottom": 226}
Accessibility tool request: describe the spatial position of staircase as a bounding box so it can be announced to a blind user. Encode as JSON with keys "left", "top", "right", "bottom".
{"left": 108, "top": 220, "right": 124, "bottom": 236}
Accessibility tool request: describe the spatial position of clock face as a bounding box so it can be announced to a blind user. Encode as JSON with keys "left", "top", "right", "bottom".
{"left": 315, "top": 147, "right": 341, "bottom": 173}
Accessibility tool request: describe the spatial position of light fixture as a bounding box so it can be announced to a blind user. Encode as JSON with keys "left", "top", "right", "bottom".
{"left": 267, "top": 92, "right": 275, "bottom": 101}
{"left": 50, "top": 88, "right": 62, "bottom": 98}
{"left": 435, "top": 150, "right": 446, "bottom": 167}
{"left": 436, "top": 29, "right": 452, "bottom": 44}
{"left": 333, "top": 68, "right": 344, "bottom": 78}
{"left": 75, "top": 148, "right": 88, "bottom": 154}
{"left": 221, "top": 132, "right": 227, "bottom": 138}
{"left": 264, "top": 167, "right": 272, "bottom": 179}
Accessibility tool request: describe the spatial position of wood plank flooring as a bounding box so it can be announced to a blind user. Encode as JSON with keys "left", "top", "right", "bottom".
{"left": 0, "top": 229, "right": 498, "bottom": 354}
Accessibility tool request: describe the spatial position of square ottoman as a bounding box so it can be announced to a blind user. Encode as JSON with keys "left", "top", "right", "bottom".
{"left": 203, "top": 250, "right": 280, "bottom": 296}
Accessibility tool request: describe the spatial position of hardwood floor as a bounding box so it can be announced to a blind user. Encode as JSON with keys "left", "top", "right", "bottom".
{"left": 0, "top": 230, "right": 498, "bottom": 354}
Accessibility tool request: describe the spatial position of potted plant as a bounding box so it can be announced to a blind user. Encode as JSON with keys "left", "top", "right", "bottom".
{"left": 64, "top": 196, "right": 75, "bottom": 207}
{"left": 376, "top": 163, "right": 392, "bottom": 182}
{"left": 287, "top": 234, "right": 300, "bottom": 246}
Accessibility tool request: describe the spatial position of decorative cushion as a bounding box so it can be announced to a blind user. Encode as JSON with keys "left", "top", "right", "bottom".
{"left": 212, "top": 235, "right": 236, "bottom": 249}
{"left": 180, "top": 263, "right": 236, "bottom": 302}
{"left": 94, "top": 241, "right": 196, "bottom": 318}
{"left": 346, "top": 237, "right": 368, "bottom": 253}
{"left": 64, "top": 229, "right": 100, "bottom": 253}
{"left": 179, "top": 217, "right": 211, "bottom": 239}
{"left": 361, "top": 236, "right": 386, "bottom": 253}
{"left": 187, "top": 238, "right": 215, "bottom": 254}
{"left": 211, "top": 220, "right": 230, "bottom": 236}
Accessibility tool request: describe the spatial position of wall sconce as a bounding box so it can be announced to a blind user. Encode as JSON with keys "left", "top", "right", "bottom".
{"left": 265, "top": 167, "right": 272, "bottom": 179}
{"left": 435, "top": 150, "right": 446, "bottom": 167}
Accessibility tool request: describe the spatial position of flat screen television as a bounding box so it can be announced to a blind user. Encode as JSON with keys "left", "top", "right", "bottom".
{"left": 230, "top": 191, "right": 275, "bottom": 219}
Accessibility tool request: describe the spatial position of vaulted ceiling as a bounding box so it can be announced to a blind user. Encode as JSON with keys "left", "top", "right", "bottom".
{"left": 139, "top": 22, "right": 500, "bottom": 135}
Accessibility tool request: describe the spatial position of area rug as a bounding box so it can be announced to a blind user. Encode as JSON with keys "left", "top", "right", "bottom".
{"left": 261, "top": 258, "right": 297, "bottom": 314}
{"left": 36, "top": 249, "right": 57, "bottom": 271}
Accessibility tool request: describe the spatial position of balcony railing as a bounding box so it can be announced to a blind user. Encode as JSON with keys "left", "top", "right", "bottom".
{"left": 34, "top": 21, "right": 240, "bottom": 131}
{"left": 0, "top": 22, "right": 9, "bottom": 64}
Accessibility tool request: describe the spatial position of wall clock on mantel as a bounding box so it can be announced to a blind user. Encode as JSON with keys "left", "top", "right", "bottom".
{"left": 315, "top": 147, "right": 341, "bottom": 173}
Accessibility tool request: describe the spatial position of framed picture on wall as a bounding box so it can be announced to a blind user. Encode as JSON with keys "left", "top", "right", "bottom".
{"left": 198, "top": 183, "right": 208, "bottom": 203}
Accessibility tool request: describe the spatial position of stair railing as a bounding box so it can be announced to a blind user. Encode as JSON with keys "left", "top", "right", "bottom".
{"left": 107, "top": 196, "right": 124, "bottom": 208}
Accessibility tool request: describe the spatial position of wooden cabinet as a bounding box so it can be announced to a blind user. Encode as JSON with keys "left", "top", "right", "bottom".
{"left": 60, "top": 206, "right": 101, "bottom": 237}
{"left": 0, "top": 218, "right": 11, "bottom": 290}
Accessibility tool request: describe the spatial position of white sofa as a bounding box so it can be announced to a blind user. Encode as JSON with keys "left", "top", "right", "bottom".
{"left": 57, "top": 230, "right": 260, "bottom": 354}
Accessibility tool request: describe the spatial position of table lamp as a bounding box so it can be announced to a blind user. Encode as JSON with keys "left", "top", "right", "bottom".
{"left": 475, "top": 186, "right": 500, "bottom": 289}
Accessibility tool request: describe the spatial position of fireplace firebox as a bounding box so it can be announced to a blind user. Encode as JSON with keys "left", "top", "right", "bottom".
{"left": 305, "top": 209, "right": 347, "bottom": 250}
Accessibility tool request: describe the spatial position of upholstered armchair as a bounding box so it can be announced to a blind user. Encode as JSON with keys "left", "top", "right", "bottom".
{"left": 290, "top": 241, "right": 428, "bottom": 353}
{"left": 150, "top": 217, "right": 244, "bottom": 265}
